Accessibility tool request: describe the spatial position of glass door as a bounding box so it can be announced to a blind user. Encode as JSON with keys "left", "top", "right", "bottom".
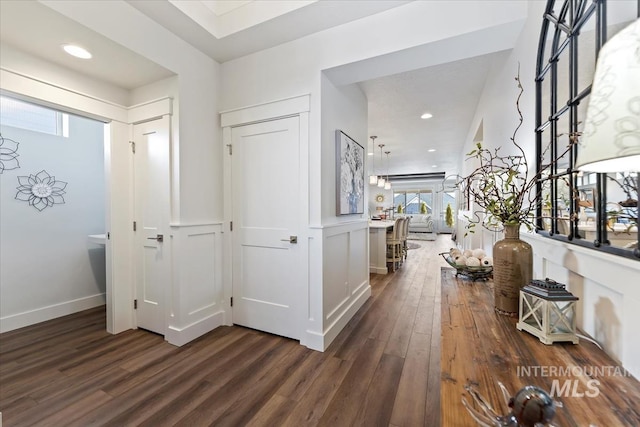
{"left": 440, "top": 190, "right": 456, "bottom": 234}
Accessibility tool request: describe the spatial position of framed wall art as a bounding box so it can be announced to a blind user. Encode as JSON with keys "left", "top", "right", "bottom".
{"left": 336, "top": 130, "right": 364, "bottom": 215}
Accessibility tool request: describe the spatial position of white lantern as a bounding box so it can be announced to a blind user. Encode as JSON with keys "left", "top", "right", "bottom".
{"left": 517, "top": 279, "right": 579, "bottom": 345}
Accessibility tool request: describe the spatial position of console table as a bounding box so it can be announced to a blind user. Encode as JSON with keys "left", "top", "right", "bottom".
{"left": 440, "top": 269, "right": 640, "bottom": 426}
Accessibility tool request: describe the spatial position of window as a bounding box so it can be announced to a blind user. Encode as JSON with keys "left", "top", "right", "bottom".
{"left": 535, "top": 0, "right": 639, "bottom": 259}
{"left": 394, "top": 191, "right": 432, "bottom": 214}
{"left": 0, "top": 96, "right": 69, "bottom": 137}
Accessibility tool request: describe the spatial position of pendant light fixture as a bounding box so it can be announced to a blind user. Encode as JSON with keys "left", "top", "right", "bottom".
{"left": 384, "top": 151, "right": 391, "bottom": 190}
{"left": 377, "top": 144, "right": 386, "bottom": 188}
{"left": 369, "top": 136, "right": 378, "bottom": 185}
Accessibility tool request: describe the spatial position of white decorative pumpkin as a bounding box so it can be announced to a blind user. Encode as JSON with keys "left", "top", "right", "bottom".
{"left": 466, "top": 256, "right": 481, "bottom": 267}
{"left": 480, "top": 257, "right": 493, "bottom": 266}
{"left": 454, "top": 255, "right": 467, "bottom": 266}
{"left": 450, "top": 248, "right": 462, "bottom": 256}
{"left": 463, "top": 249, "right": 472, "bottom": 258}
{"left": 472, "top": 249, "right": 486, "bottom": 259}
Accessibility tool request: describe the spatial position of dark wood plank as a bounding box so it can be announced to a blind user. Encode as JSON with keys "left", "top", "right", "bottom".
{"left": 280, "top": 356, "right": 353, "bottom": 426}
{"left": 424, "top": 263, "right": 442, "bottom": 427}
{"left": 212, "top": 342, "right": 311, "bottom": 426}
{"left": 0, "top": 235, "right": 453, "bottom": 427}
{"left": 316, "top": 338, "right": 387, "bottom": 426}
{"left": 274, "top": 348, "right": 327, "bottom": 401}
{"left": 172, "top": 338, "right": 298, "bottom": 426}
{"left": 355, "top": 353, "right": 405, "bottom": 427}
{"left": 245, "top": 394, "right": 298, "bottom": 426}
{"left": 15, "top": 366, "right": 130, "bottom": 426}
{"left": 72, "top": 329, "right": 264, "bottom": 426}
{"left": 390, "top": 332, "right": 431, "bottom": 426}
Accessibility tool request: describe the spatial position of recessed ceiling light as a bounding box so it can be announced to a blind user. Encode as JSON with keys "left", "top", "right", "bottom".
{"left": 62, "top": 44, "right": 92, "bottom": 59}
{"left": 428, "top": 149, "right": 436, "bottom": 152}
{"left": 421, "top": 113, "right": 433, "bottom": 119}
{"left": 432, "top": 165, "right": 438, "bottom": 168}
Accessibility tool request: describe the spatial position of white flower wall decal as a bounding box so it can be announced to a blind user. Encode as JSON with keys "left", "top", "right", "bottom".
{"left": 15, "top": 170, "right": 67, "bottom": 211}
{"left": 0, "top": 133, "right": 20, "bottom": 173}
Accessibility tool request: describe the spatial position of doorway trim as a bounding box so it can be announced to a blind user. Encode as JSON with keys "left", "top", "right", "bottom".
{"left": 0, "top": 67, "right": 172, "bottom": 335}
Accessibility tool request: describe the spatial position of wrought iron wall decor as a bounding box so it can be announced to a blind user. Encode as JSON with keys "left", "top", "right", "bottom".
{"left": 0, "top": 133, "right": 20, "bottom": 173}
{"left": 15, "top": 170, "right": 67, "bottom": 211}
{"left": 535, "top": 0, "right": 640, "bottom": 259}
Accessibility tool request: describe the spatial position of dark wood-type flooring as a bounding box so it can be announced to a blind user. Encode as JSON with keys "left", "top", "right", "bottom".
{"left": 0, "top": 236, "right": 452, "bottom": 426}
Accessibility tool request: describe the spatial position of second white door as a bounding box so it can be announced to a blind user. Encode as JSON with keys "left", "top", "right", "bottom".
{"left": 231, "top": 116, "right": 301, "bottom": 340}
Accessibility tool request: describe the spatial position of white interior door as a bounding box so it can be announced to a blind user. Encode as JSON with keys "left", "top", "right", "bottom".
{"left": 133, "top": 116, "right": 170, "bottom": 335}
{"left": 231, "top": 116, "right": 301, "bottom": 340}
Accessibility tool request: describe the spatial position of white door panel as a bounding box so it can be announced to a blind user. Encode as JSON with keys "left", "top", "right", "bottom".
{"left": 232, "top": 116, "right": 300, "bottom": 340}
{"left": 134, "top": 116, "right": 170, "bottom": 335}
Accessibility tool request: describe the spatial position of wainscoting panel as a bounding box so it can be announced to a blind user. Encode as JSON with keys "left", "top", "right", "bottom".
{"left": 166, "top": 223, "right": 224, "bottom": 346}
{"left": 522, "top": 232, "right": 640, "bottom": 379}
{"left": 349, "top": 227, "right": 368, "bottom": 296}
{"left": 319, "top": 220, "right": 371, "bottom": 350}
{"left": 324, "top": 232, "right": 350, "bottom": 319}
{"left": 302, "top": 227, "right": 324, "bottom": 351}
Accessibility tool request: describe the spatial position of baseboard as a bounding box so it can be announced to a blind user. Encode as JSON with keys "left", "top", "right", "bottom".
{"left": 165, "top": 310, "right": 225, "bottom": 347}
{"left": 0, "top": 294, "right": 106, "bottom": 333}
{"left": 303, "top": 282, "right": 371, "bottom": 351}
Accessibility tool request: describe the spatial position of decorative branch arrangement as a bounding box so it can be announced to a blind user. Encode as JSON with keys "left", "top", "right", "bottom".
{"left": 0, "top": 133, "right": 20, "bottom": 173}
{"left": 458, "top": 69, "right": 574, "bottom": 233}
{"left": 608, "top": 174, "right": 638, "bottom": 207}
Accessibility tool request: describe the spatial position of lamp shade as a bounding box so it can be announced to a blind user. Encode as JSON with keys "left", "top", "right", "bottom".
{"left": 575, "top": 19, "right": 640, "bottom": 173}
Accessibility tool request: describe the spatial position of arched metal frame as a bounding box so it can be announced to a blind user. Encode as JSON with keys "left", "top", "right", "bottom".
{"left": 535, "top": 0, "right": 640, "bottom": 260}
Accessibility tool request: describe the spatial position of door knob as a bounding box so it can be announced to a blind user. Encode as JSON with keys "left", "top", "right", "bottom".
{"left": 147, "top": 234, "right": 164, "bottom": 242}
{"left": 280, "top": 235, "right": 297, "bottom": 244}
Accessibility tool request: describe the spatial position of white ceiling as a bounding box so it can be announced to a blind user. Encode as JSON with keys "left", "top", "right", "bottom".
{"left": 360, "top": 51, "right": 510, "bottom": 179}
{"left": 127, "top": 0, "right": 411, "bottom": 63}
{"left": 169, "top": 0, "right": 318, "bottom": 39}
{"left": 0, "top": 0, "right": 513, "bottom": 179}
{"left": 0, "top": 0, "right": 175, "bottom": 91}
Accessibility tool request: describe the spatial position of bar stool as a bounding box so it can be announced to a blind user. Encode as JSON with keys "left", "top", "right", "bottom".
{"left": 400, "top": 216, "right": 410, "bottom": 261}
{"left": 386, "top": 217, "right": 404, "bottom": 271}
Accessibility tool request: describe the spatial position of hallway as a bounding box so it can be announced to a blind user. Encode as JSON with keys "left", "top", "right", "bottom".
{"left": 0, "top": 235, "right": 453, "bottom": 426}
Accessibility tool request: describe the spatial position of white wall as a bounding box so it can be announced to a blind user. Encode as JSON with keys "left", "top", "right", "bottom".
{"left": 0, "top": 113, "right": 106, "bottom": 331}
{"left": 320, "top": 75, "right": 368, "bottom": 223}
{"left": 317, "top": 75, "right": 370, "bottom": 348}
{"left": 42, "top": 0, "right": 222, "bottom": 224}
{"left": 219, "top": 1, "right": 527, "bottom": 349}
{"left": 2, "top": 0, "right": 530, "bottom": 348}
{"left": 221, "top": 1, "right": 527, "bottom": 109}
{"left": 222, "top": 1, "right": 528, "bottom": 225}
{"left": 457, "top": 0, "right": 640, "bottom": 376}
{"left": 4, "top": 1, "right": 225, "bottom": 345}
